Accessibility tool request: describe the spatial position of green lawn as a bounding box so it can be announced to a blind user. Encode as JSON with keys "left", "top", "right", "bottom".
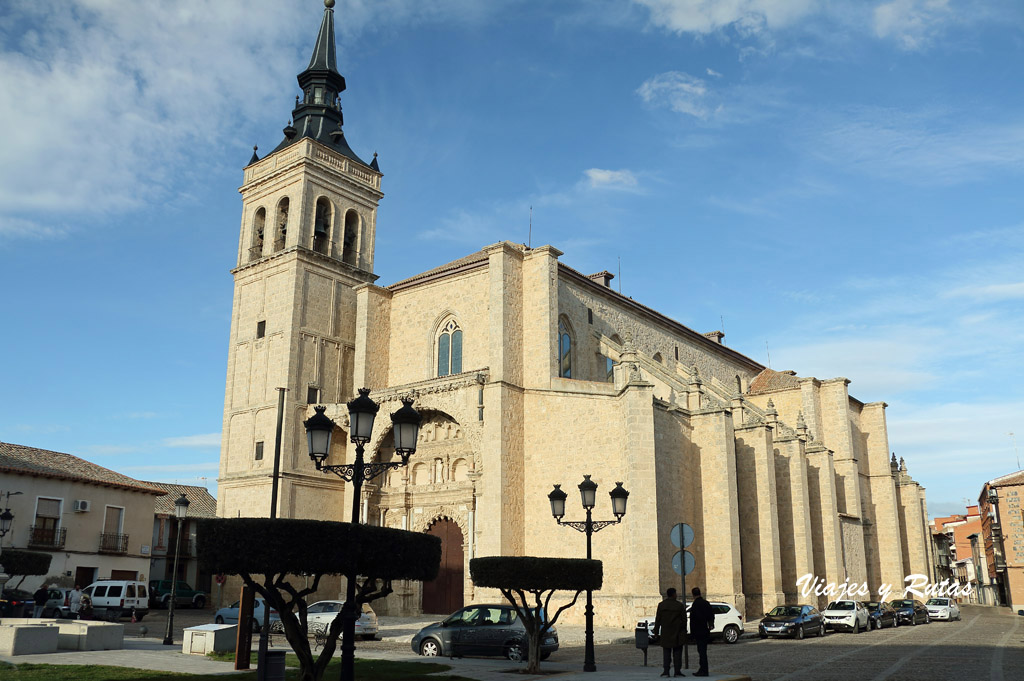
{"left": 0, "top": 656, "right": 476, "bottom": 681}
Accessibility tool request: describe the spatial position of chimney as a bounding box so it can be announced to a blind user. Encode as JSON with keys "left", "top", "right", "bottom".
{"left": 588, "top": 271, "right": 615, "bottom": 288}
{"left": 703, "top": 331, "right": 725, "bottom": 345}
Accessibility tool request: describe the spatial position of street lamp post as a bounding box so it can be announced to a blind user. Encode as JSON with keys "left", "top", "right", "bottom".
{"left": 305, "top": 389, "right": 422, "bottom": 681}
{"left": 0, "top": 506, "right": 14, "bottom": 604}
{"left": 163, "top": 493, "right": 190, "bottom": 645}
{"left": 548, "top": 475, "right": 628, "bottom": 672}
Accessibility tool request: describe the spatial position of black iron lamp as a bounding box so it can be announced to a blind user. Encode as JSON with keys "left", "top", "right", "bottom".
{"left": 390, "top": 397, "right": 422, "bottom": 462}
{"left": 578, "top": 474, "right": 598, "bottom": 509}
{"left": 304, "top": 406, "right": 336, "bottom": 468}
{"left": 549, "top": 474, "right": 629, "bottom": 672}
{"left": 548, "top": 484, "right": 567, "bottom": 520}
{"left": 163, "top": 493, "right": 190, "bottom": 646}
{"left": 347, "top": 387, "right": 379, "bottom": 444}
{"left": 0, "top": 508, "right": 12, "bottom": 536}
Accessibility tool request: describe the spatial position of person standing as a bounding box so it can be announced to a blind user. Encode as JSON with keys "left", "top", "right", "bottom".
{"left": 32, "top": 585, "right": 49, "bottom": 617}
{"left": 69, "top": 585, "right": 83, "bottom": 620}
{"left": 653, "top": 587, "right": 686, "bottom": 677}
{"left": 688, "top": 587, "right": 715, "bottom": 677}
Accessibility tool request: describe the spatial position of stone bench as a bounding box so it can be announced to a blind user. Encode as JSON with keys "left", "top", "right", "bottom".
{"left": 0, "top": 624, "right": 59, "bottom": 655}
{"left": 0, "top": 618, "right": 124, "bottom": 651}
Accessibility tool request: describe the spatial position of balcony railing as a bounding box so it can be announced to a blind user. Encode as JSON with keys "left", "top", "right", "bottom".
{"left": 27, "top": 526, "right": 66, "bottom": 550}
{"left": 98, "top": 532, "right": 129, "bottom": 554}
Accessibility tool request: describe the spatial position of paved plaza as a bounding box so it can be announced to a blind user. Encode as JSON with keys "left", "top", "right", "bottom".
{"left": 1, "top": 605, "right": 1022, "bottom": 680}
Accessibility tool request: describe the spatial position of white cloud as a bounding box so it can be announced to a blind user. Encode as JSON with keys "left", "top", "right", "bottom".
{"left": 810, "top": 108, "right": 1024, "bottom": 184}
{"left": 706, "top": 67, "right": 723, "bottom": 78}
{"left": 873, "top": 0, "right": 952, "bottom": 50}
{"left": 633, "top": 0, "right": 819, "bottom": 36}
{"left": 946, "top": 282, "right": 1024, "bottom": 302}
{"left": 583, "top": 168, "right": 640, "bottom": 191}
{"left": 637, "top": 71, "right": 716, "bottom": 120}
{"left": 163, "top": 433, "right": 222, "bottom": 449}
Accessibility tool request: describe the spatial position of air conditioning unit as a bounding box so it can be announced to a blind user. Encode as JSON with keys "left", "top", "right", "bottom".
{"left": 73, "top": 499, "right": 91, "bottom": 512}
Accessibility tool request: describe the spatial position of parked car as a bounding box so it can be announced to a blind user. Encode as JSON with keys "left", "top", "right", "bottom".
{"left": 81, "top": 580, "right": 149, "bottom": 621}
{"left": 301, "top": 601, "right": 378, "bottom": 640}
{"left": 149, "top": 580, "right": 206, "bottom": 609}
{"left": 639, "top": 601, "right": 745, "bottom": 644}
{"left": 889, "top": 599, "right": 929, "bottom": 625}
{"left": 0, "top": 588, "right": 35, "bottom": 617}
{"left": 41, "top": 587, "right": 76, "bottom": 618}
{"left": 925, "top": 597, "right": 961, "bottom": 621}
{"left": 821, "top": 600, "right": 869, "bottom": 633}
{"left": 758, "top": 605, "right": 825, "bottom": 639}
{"left": 214, "top": 598, "right": 279, "bottom": 632}
{"left": 412, "top": 603, "right": 558, "bottom": 661}
{"left": 862, "top": 601, "right": 898, "bottom": 629}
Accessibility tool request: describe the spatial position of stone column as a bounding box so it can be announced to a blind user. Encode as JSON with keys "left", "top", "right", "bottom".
{"left": 521, "top": 246, "right": 562, "bottom": 389}
{"left": 691, "top": 408, "right": 744, "bottom": 612}
{"left": 734, "top": 422, "right": 784, "bottom": 618}
{"left": 805, "top": 442, "right": 844, "bottom": 609}
{"left": 352, "top": 284, "right": 392, "bottom": 391}
{"left": 774, "top": 436, "right": 814, "bottom": 601}
{"left": 861, "top": 402, "right": 904, "bottom": 594}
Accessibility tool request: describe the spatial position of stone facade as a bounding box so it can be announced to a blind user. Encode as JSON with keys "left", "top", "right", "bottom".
{"left": 216, "top": 2, "right": 933, "bottom": 625}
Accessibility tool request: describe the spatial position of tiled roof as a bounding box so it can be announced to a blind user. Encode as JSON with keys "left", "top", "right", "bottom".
{"left": 0, "top": 441, "right": 165, "bottom": 495}
{"left": 749, "top": 368, "right": 801, "bottom": 394}
{"left": 388, "top": 249, "right": 491, "bottom": 290}
{"left": 143, "top": 481, "right": 219, "bottom": 518}
{"left": 989, "top": 470, "right": 1024, "bottom": 487}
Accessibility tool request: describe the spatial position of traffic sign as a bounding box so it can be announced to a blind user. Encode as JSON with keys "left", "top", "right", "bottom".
{"left": 671, "top": 550, "right": 695, "bottom": 576}
{"left": 670, "top": 523, "right": 694, "bottom": 549}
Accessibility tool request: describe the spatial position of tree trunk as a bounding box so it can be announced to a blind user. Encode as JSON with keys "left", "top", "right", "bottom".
{"left": 526, "top": 628, "right": 542, "bottom": 674}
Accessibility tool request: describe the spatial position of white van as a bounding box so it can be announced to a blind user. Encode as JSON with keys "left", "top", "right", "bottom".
{"left": 82, "top": 580, "right": 150, "bottom": 621}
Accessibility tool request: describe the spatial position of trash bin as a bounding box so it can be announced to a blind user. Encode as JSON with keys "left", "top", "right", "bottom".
{"left": 635, "top": 624, "right": 650, "bottom": 666}
{"left": 264, "top": 650, "right": 287, "bottom": 681}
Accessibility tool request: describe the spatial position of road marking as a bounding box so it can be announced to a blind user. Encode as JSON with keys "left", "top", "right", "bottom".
{"left": 991, "top": 614, "right": 1020, "bottom": 681}
{"left": 766, "top": 619, "right": 947, "bottom": 681}
{"left": 865, "top": 614, "right": 980, "bottom": 681}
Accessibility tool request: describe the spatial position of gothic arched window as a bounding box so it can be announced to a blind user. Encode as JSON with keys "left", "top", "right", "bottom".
{"left": 313, "top": 197, "right": 331, "bottom": 255}
{"left": 437, "top": 319, "right": 463, "bottom": 377}
{"left": 250, "top": 207, "right": 265, "bottom": 261}
{"left": 274, "top": 197, "right": 289, "bottom": 251}
{"left": 558, "top": 318, "right": 573, "bottom": 378}
{"left": 342, "top": 210, "right": 359, "bottom": 266}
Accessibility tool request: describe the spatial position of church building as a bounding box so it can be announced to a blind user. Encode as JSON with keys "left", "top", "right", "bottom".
{"left": 217, "top": 1, "right": 932, "bottom": 623}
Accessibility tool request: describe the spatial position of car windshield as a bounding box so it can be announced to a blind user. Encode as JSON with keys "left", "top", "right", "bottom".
{"left": 926, "top": 599, "right": 948, "bottom": 606}
{"left": 768, "top": 606, "right": 802, "bottom": 617}
{"left": 891, "top": 600, "right": 913, "bottom": 608}
{"left": 826, "top": 601, "right": 855, "bottom": 610}
{"left": 864, "top": 602, "right": 881, "bottom": 609}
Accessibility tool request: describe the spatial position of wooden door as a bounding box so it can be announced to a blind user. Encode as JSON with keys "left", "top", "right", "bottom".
{"left": 421, "top": 519, "right": 464, "bottom": 614}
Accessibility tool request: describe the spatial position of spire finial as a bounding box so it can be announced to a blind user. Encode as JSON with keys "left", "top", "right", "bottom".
{"left": 325, "top": 0, "right": 335, "bottom": 8}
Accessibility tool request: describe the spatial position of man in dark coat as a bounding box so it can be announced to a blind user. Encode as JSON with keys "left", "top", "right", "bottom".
{"left": 688, "top": 587, "right": 715, "bottom": 677}
{"left": 653, "top": 587, "right": 686, "bottom": 677}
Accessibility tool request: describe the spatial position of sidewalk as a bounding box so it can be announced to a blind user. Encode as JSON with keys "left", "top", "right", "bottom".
{"left": 0, "top": 617, "right": 752, "bottom": 681}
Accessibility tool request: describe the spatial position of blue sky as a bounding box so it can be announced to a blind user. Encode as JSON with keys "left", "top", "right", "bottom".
{"left": 1, "top": 0, "right": 1022, "bottom": 519}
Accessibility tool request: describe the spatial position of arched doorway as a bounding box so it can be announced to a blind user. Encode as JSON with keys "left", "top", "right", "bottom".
{"left": 422, "top": 518, "right": 464, "bottom": 614}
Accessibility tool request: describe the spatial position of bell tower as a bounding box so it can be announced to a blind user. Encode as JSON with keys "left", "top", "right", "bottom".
{"left": 218, "top": 0, "right": 382, "bottom": 520}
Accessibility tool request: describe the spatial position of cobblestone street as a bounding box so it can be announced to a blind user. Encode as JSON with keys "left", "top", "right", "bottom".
{"left": 536, "top": 605, "right": 1024, "bottom": 681}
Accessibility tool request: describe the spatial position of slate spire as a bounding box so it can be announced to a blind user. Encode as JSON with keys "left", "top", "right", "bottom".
{"left": 269, "top": 0, "right": 368, "bottom": 166}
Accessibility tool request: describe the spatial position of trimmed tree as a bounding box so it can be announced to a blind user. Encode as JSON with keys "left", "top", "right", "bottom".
{"left": 0, "top": 549, "right": 52, "bottom": 589}
{"left": 470, "top": 556, "right": 602, "bottom": 673}
{"left": 198, "top": 518, "right": 440, "bottom": 681}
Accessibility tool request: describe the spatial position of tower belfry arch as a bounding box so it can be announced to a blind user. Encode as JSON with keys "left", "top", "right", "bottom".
{"left": 218, "top": 0, "right": 383, "bottom": 523}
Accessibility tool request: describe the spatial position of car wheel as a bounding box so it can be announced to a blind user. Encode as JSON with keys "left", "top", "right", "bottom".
{"left": 723, "top": 624, "right": 740, "bottom": 644}
{"left": 420, "top": 639, "right": 440, "bottom": 657}
{"left": 759, "top": 631, "right": 768, "bottom": 639}
{"left": 796, "top": 625, "right": 804, "bottom": 640}
{"left": 853, "top": 620, "right": 859, "bottom": 634}
{"left": 361, "top": 634, "right": 375, "bottom": 641}
{"left": 540, "top": 651, "right": 551, "bottom": 661}
{"left": 911, "top": 615, "right": 917, "bottom": 626}
{"left": 194, "top": 596, "right": 206, "bottom": 609}
{"left": 215, "top": 616, "right": 224, "bottom": 624}
{"left": 925, "top": 615, "right": 930, "bottom": 624}
{"left": 507, "top": 643, "right": 526, "bottom": 662}
{"left": 817, "top": 623, "right": 825, "bottom": 637}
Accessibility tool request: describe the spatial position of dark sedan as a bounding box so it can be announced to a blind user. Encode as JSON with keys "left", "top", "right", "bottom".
{"left": 0, "top": 588, "right": 35, "bottom": 617}
{"left": 862, "top": 601, "right": 897, "bottom": 630}
{"left": 411, "top": 603, "right": 558, "bottom": 661}
{"left": 758, "top": 604, "right": 824, "bottom": 640}
{"left": 889, "top": 599, "right": 929, "bottom": 625}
